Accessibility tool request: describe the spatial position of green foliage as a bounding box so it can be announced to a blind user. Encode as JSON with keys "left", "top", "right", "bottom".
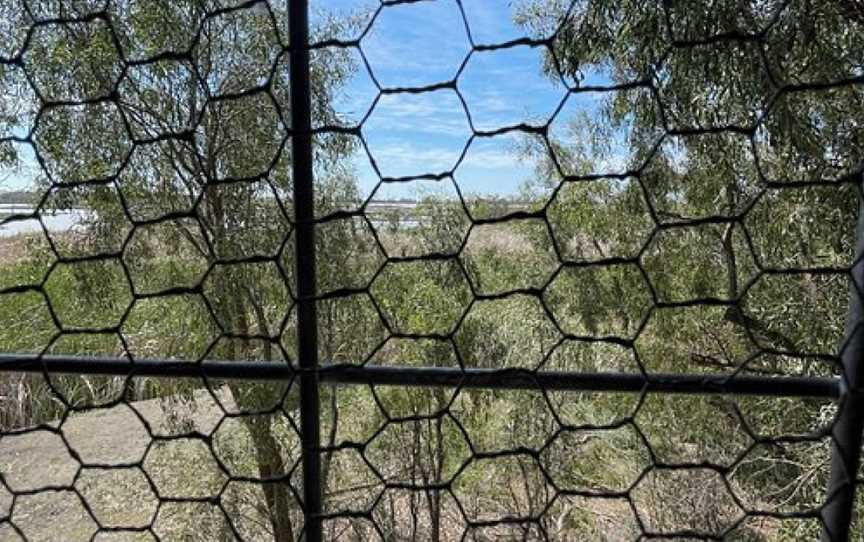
{"left": 545, "top": 264, "right": 651, "bottom": 338}
{"left": 0, "top": 1, "right": 861, "bottom": 538}
{"left": 373, "top": 260, "right": 471, "bottom": 336}
{"left": 44, "top": 260, "right": 132, "bottom": 329}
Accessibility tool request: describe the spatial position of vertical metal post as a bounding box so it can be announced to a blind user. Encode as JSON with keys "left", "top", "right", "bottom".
{"left": 288, "top": 1, "right": 322, "bottom": 540}
{"left": 822, "top": 178, "right": 864, "bottom": 541}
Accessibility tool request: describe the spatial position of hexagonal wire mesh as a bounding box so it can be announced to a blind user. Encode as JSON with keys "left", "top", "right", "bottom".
{"left": 0, "top": 0, "right": 863, "bottom": 540}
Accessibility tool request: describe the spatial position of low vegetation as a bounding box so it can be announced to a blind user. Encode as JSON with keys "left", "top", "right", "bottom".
{"left": 0, "top": 188, "right": 850, "bottom": 539}
{"left": 0, "top": 0, "right": 862, "bottom": 540}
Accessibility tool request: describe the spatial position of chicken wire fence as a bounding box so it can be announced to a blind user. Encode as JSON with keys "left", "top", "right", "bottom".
{"left": 0, "top": 0, "right": 863, "bottom": 540}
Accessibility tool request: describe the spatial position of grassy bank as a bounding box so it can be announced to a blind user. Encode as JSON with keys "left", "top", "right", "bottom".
{"left": 0, "top": 219, "right": 845, "bottom": 540}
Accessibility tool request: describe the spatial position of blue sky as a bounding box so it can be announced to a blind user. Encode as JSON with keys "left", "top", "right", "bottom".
{"left": 1, "top": 0, "right": 617, "bottom": 201}
{"left": 314, "top": 0, "right": 606, "bottom": 200}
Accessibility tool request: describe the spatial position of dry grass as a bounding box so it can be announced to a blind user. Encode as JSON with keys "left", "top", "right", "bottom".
{"left": 0, "top": 390, "right": 232, "bottom": 541}
{"left": 0, "top": 234, "right": 36, "bottom": 265}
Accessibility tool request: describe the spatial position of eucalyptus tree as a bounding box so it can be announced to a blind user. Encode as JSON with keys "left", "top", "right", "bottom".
{"left": 515, "top": 0, "right": 864, "bottom": 535}
{"left": 0, "top": 1, "right": 367, "bottom": 539}
{"left": 517, "top": 0, "right": 864, "bottom": 369}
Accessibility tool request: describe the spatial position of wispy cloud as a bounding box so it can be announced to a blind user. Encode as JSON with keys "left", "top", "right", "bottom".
{"left": 455, "top": 134, "right": 538, "bottom": 195}
{"left": 460, "top": 69, "right": 567, "bottom": 130}
{"left": 360, "top": 0, "right": 471, "bottom": 88}
{"left": 364, "top": 91, "right": 469, "bottom": 136}
{"left": 362, "top": 137, "right": 467, "bottom": 179}
{"left": 460, "top": 1, "right": 536, "bottom": 45}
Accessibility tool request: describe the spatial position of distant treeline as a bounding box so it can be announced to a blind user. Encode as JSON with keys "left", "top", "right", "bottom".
{"left": 0, "top": 191, "right": 37, "bottom": 205}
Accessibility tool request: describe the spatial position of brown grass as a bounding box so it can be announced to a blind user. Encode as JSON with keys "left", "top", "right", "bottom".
{"left": 0, "top": 234, "right": 36, "bottom": 265}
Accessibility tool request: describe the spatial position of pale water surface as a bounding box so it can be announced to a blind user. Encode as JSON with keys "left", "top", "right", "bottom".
{"left": 0, "top": 205, "right": 88, "bottom": 237}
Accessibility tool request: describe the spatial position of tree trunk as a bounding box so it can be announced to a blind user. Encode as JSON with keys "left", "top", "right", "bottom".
{"left": 224, "top": 277, "right": 297, "bottom": 541}
{"left": 246, "top": 415, "right": 296, "bottom": 542}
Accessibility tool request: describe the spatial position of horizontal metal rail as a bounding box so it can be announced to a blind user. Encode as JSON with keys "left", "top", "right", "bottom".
{"left": 0, "top": 353, "right": 841, "bottom": 398}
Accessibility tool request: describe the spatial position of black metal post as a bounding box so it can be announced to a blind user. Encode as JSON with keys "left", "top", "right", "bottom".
{"left": 0, "top": 354, "right": 843, "bottom": 398}
{"left": 822, "top": 180, "right": 864, "bottom": 542}
{"left": 287, "top": 0, "right": 322, "bottom": 539}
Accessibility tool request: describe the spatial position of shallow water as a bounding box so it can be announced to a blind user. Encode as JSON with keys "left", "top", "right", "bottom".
{"left": 0, "top": 207, "right": 89, "bottom": 237}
